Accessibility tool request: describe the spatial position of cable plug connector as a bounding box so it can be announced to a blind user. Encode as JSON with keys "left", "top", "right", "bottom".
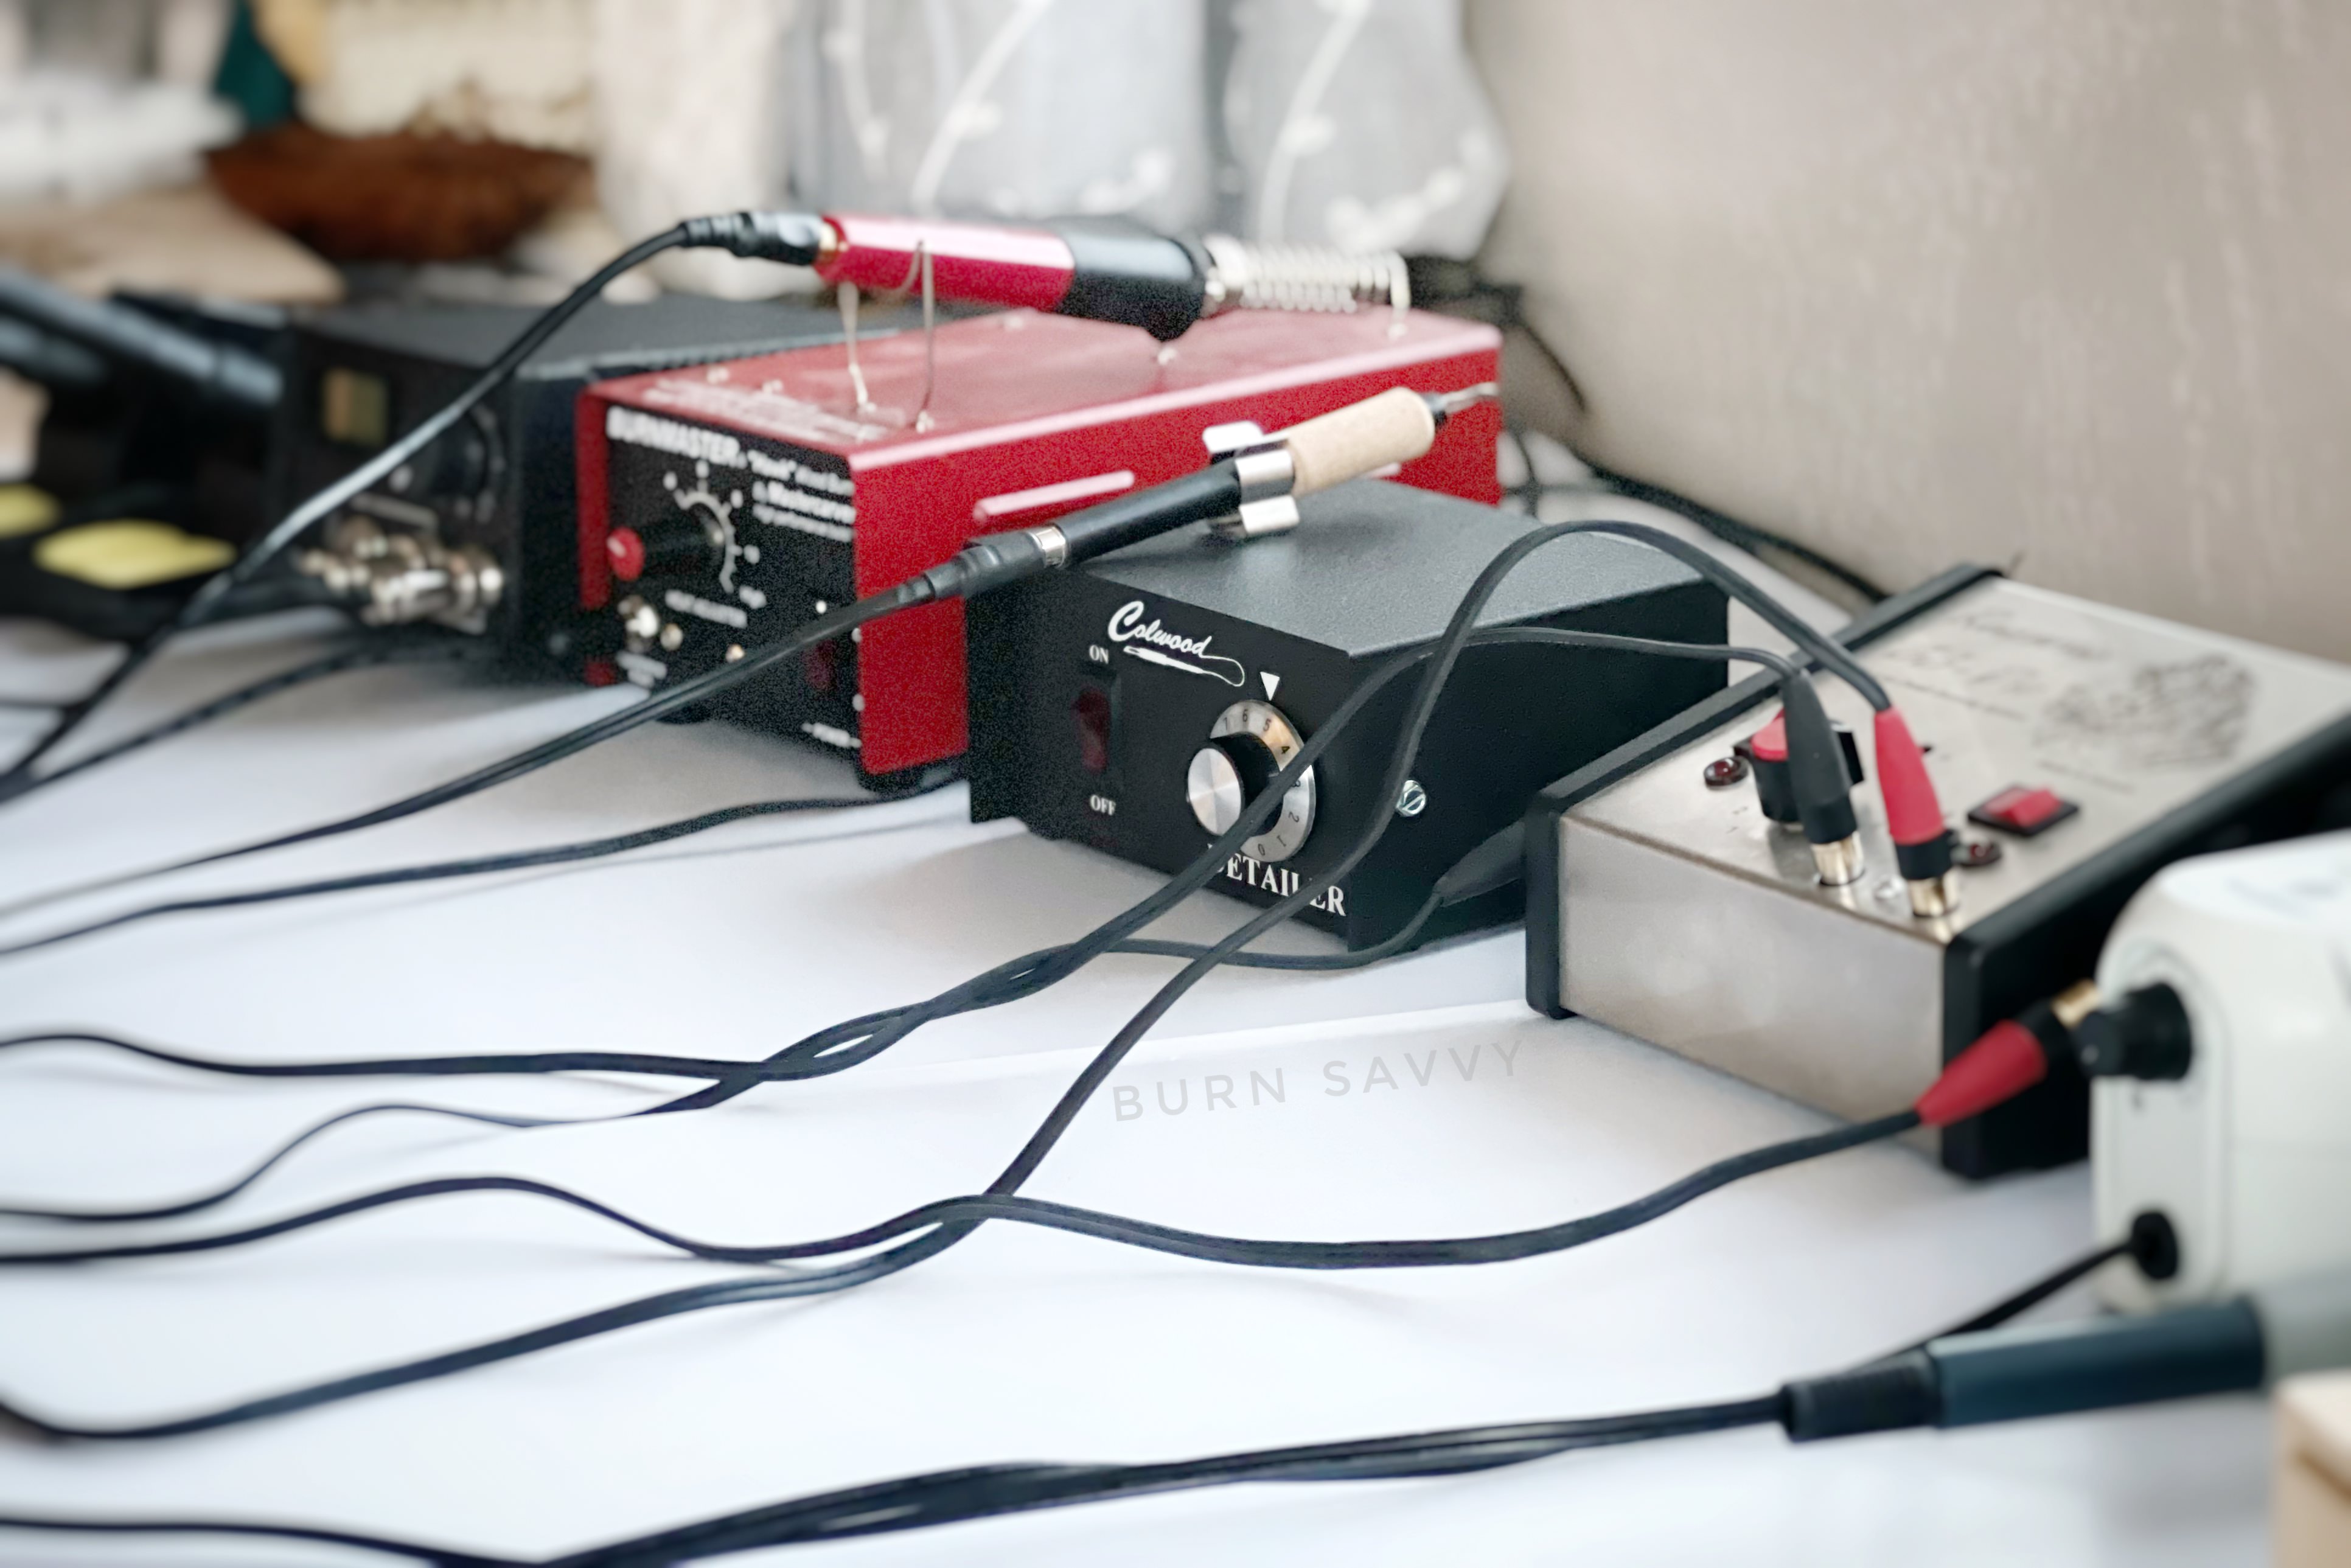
{"left": 1872, "top": 707, "right": 1956, "bottom": 916}
{"left": 678, "top": 211, "right": 827, "bottom": 267}
{"left": 1423, "top": 382, "right": 1500, "bottom": 425}
{"left": 2075, "top": 983, "right": 2193, "bottom": 1081}
{"left": 1913, "top": 988, "right": 2091, "bottom": 1127}
{"left": 1747, "top": 675, "right": 1862, "bottom": 883}
{"left": 915, "top": 528, "right": 1059, "bottom": 602}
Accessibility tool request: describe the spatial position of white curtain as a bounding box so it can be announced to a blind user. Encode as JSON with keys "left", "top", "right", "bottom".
{"left": 789, "top": 0, "right": 1505, "bottom": 257}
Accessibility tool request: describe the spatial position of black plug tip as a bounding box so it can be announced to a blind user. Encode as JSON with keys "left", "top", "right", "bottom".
{"left": 681, "top": 212, "right": 826, "bottom": 267}
{"left": 2128, "top": 1211, "right": 2182, "bottom": 1281}
{"left": 2076, "top": 984, "right": 2194, "bottom": 1081}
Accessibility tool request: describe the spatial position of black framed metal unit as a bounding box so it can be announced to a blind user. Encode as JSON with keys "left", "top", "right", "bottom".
{"left": 1525, "top": 567, "right": 2351, "bottom": 1178}
{"left": 967, "top": 481, "right": 1729, "bottom": 950}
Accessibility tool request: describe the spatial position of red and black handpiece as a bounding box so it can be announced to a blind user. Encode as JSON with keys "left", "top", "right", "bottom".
{"left": 696, "top": 210, "right": 1409, "bottom": 342}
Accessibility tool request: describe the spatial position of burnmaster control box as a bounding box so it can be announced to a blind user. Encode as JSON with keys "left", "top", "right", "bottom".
{"left": 574, "top": 307, "right": 1502, "bottom": 784}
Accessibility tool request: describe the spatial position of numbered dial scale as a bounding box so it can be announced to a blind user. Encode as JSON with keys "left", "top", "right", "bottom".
{"left": 1186, "top": 700, "right": 1317, "bottom": 861}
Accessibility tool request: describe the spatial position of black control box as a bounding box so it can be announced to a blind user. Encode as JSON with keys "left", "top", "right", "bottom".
{"left": 265, "top": 294, "right": 904, "bottom": 661}
{"left": 967, "top": 482, "right": 1727, "bottom": 948}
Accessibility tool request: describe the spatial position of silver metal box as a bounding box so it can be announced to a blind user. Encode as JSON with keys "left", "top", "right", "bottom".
{"left": 1526, "top": 568, "right": 2351, "bottom": 1176}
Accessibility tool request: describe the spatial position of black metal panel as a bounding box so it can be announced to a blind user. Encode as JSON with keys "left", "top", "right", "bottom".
{"left": 967, "top": 482, "right": 1728, "bottom": 949}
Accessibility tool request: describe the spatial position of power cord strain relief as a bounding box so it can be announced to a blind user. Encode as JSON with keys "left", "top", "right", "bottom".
{"left": 1873, "top": 707, "right": 1948, "bottom": 849}
{"left": 919, "top": 532, "right": 1048, "bottom": 602}
{"left": 1433, "top": 822, "right": 1524, "bottom": 905}
{"left": 679, "top": 212, "right": 825, "bottom": 266}
{"left": 1781, "top": 1351, "right": 1940, "bottom": 1442}
{"left": 1777, "top": 674, "right": 1858, "bottom": 845}
{"left": 1914, "top": 1017, "right": 2050, "bottom": 1127}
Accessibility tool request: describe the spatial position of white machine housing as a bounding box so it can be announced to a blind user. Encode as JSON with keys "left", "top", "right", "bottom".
{"left": 2096, "top": 830, "right": 2351, "bottom": 1309}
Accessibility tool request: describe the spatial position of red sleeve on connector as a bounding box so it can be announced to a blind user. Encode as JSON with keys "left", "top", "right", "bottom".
{"left": 1915, "top": 1019, "right": 2048, "bottom": 1126}
{"left": 1749, "top": 711, "right": 1788, "bottom": 762}
{"left": 1873, "top": 708, "right": 1946, "bottom": 848}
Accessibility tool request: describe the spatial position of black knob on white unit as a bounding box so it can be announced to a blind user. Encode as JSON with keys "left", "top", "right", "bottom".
{"left": 1185, "top": 699, "right": 1317, "bottom": 862}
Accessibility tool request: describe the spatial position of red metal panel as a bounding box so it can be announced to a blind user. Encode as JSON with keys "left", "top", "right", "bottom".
{"left": 817, "top": 213, "right": 1076, "bottom": 311}
{"left": 576, "top": 307, "right": 1502, "bottom": 776}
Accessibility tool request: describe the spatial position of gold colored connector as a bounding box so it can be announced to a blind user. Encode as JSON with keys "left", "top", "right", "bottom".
{"left": 1811, "top": 834, "right": 1866, "bottom": 887}
{"left": 1904, "top": 871, "right": 1959, "bottom": 918}
{"left": 2052, "top": 980, "right": 2104, "bottom": 1031}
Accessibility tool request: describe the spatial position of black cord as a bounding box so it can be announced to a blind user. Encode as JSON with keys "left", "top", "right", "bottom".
{"left": 1558, "top": 521, "right": 1889, "bottom": 709}
{"left": 553, "top": 1239, "right": 2139, "bottom": 1559}
{"left": 0, "top": 1113, "right": 1918, "bottom": 1270}
{"left": 556, "top": 1396, "right": 1789, "bottom": 1563}
{"left": 0, "top": 622, "right": 1791, "bottom": 1082}
{"left": 1580, "top": 464, "right": 1890, "bottom": 605}
{"left": 2, "top": 225, "right": 698, "bottom": 790}
{"left": 0, "top": 777, "right": 958, "bottom": 961}
{"left": 0, "top": 1513, "right": 503, "bottom": 1567}
{"left": 0, "top": 902, "right": 1421, "bottom": 1230}
{"left": 1895, "top": 1231, "right": 2148, "bottom": 1350}
{"left": 0, "top": 576, "right": 935, "bottom": 923}
{"left": 1466, "top": 262, "right": 1886, "bottom": 607}
{"left": 0, "top": 528, "right": 1822, "bottom": 1440}
{"left": 0, "top": 1244, "right": 2138, "bottom": 1561}
{"left": 0, "top": 635, "right": 484, "bottom": 819}
{"left": 0, "top": 1103, "right": 560, "bottom": 1224}
{"left": 0, "top": 629, "right": 1785, "bottom": 1229}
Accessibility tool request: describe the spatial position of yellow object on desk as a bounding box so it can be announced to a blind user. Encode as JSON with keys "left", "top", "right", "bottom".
{"left": 2278, "top": 1373, "right": 2351, "bottom": 1567}
{"left": 0, "top": 483, "right": 60, "bottom": 538}
{"left": 31, "top": 521, "right": 235, "bottom": 590}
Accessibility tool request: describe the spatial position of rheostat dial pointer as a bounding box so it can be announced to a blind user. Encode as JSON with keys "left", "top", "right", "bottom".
{"left": 1186, "top": 699, "right": 1316, "bottom": 862}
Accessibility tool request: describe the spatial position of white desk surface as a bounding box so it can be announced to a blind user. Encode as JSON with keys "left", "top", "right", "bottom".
{"left": 0, "top": 571, "right": 2266, "bottom": 1566}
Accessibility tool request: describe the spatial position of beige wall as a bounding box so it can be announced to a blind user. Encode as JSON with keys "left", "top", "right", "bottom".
{"left": 1470, "top": 0, "right": 2351, "bottom": 660}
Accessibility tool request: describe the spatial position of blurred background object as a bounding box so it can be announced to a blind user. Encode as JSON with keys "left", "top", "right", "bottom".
{"left": 1224, "top": 0, "right": 1505, "bottom": 257}
{"left": 790, "top": 0, "right": 1214, "bottom": 234}
{"left": 249, "top": 0, "right": 593, "bottom": 149}
{"left": 2, "top": 0, "right": 1518, "bottom": 300}
{"left": 0, "top": 0, "right": 240, "bottom": 206}
{"left": 1465, "top": 0, "right": 2351, "bottom": 663}
{"left": 593, "top": 0, "right": 803, "bottom": 300}
{"left": 0, "top": 0, "right": 1528, "bottom": 641}
{"left": 206, "top": 122, "right": 587, "bottom": 262}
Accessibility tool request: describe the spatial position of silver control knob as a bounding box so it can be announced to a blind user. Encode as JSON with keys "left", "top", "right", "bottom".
{"left": 1185, "top": 699, "right": 1316, "bottom": 862}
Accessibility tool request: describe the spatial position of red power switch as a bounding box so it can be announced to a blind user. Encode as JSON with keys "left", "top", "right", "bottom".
{"left": 1968, "top": 784, "right": 2077, "bottom": 837}
{"left": 1070, "top": 686, "right": 1113, "bottom": 773}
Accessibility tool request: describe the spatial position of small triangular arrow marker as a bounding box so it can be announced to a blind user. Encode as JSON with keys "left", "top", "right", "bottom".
{"left": 1261, "top": 672, "right": 1282, "bottom": 700}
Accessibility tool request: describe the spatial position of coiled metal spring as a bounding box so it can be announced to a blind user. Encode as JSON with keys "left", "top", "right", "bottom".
{"left": 1199, "top": 235, "right": 1411, "bottom": 324}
